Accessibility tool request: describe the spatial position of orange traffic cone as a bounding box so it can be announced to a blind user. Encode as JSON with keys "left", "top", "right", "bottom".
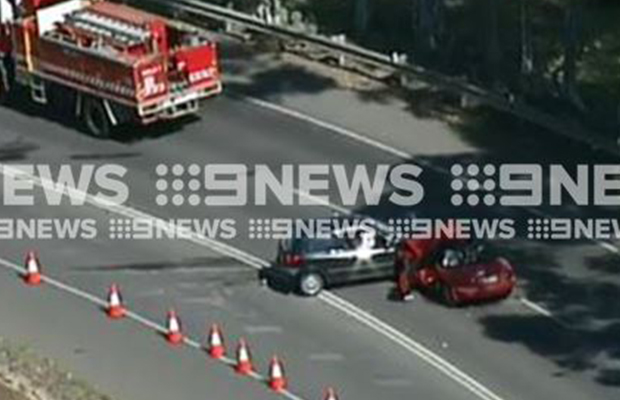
{"left": 207, "top": 324, "right": 225, "bottom": 359}
{"left": 235, "top": 338, "right": 254, "bottom": 375}
{"left": 165, "top": 309, "right": 184, "bottom": 345}
{"left": 267, "top": 356, "right": 287, "bottom": 392}
{"left": 106, "top": 283, "right": 126, "bottom": 319}
{"left": 324, "top": 387, "right": 339, "bottom": 400}
{"left": 23, "top": 251, "right": 42, "bottom": 286}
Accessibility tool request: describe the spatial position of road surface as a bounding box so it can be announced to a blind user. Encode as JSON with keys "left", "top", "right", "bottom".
{"left": 0, "top": 39, "right": 619, "bottom": 400}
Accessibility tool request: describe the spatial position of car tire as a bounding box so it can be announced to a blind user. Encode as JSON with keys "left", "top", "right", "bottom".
{"left": 442, "top": 285, "right": 460, "bottom": 307}
{"left": 84, "top": 97, "right": 111, "bottom": 139}
{"left": 298, "top": 272, "right": 324, "bottom": 297}
{"left": 0, "top": 57, "right": 13, "bottom": 105}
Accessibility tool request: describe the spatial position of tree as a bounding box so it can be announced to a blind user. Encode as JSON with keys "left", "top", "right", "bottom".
{"left": 561, "top": 0, "right": 585, "bottom": 109}
{"left": 354, "top": 0, "right": 371, "bottom": 37}
{"left": 484, "top": 0, "right": 501, "bottom": 86}
{"left": 520, "top": 0, "right": 534, "bottom": 76}
{"left": 414, "top": 0, "right": 444, "bottom": 62}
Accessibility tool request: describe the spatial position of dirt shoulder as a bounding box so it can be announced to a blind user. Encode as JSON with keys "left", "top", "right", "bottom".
{"left": 0, "top": 337, "right": 112, "bottom": 400}
{"left": 0, "top": 382, "right": 29, "bottom": 400}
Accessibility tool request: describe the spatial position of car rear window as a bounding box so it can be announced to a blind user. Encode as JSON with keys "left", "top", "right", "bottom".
{"left": 292, "top": 237, "right": 349, "bottom": 254}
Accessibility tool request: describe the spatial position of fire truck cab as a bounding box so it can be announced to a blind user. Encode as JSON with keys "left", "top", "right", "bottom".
{"left": 0, "top": 0, "right": 221, "bottom": 137}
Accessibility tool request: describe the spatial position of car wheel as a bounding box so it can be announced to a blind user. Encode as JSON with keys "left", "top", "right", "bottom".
{"left": 84, "top": 97, "right": 111, "bottom": 139}
{"left": 442, "top": 285, "right": 460, "bottom": 307}
{"left": 298, "top": 272, "right": 324, "bottom": 297}
{"left": 0, "top": 59, "right": 13, "bottom": 105}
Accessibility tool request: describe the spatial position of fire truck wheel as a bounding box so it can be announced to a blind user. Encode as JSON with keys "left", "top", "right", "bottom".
{"left": 84, "top": 97, "right": 111, "bottom": 138}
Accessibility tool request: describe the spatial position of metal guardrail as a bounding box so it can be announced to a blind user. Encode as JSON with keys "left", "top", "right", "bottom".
{"left": 134, "top": 0, "right": 618, "bottom": 154}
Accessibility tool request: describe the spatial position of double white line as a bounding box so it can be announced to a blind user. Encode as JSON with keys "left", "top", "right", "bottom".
{"left": 0, "top": 163, "right": 507, "bottom": 400}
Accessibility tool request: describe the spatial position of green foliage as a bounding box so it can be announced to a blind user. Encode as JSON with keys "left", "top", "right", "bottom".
{"left": 269, "top": 0, "right": 620, "bottom": 129}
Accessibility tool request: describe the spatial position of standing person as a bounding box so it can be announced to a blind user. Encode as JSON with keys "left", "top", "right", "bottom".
{"left": 394, "top": 238, "right": 438, "bottom": 302}
{"left": 396, "top": 257, "right": 416, "bottom": 301}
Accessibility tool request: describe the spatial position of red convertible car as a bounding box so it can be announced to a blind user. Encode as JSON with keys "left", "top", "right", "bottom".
{"left": 395, "top": 239, "right": 516, "bottom": 306}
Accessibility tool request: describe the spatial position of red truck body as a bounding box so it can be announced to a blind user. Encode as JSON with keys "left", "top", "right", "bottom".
{"left": 0, "top": 0, "right": 221, "bottom": 136}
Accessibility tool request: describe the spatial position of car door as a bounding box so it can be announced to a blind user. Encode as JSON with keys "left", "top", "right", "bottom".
{"left": 303, "top": 237, "right": 358, "bottom": 285}
{"left": 365, "top": 231, "right": 396, "bottom": 280}
{"left": 328, "top": 227, "right": 392, "bottom": 283}
{"left": 412, "top": 247, "right": 443, "bottom": 288}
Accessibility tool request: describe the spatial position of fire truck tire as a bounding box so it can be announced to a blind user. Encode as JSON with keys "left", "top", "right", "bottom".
{"left": 84, "top": 97, "right": 111, "bottom": 139}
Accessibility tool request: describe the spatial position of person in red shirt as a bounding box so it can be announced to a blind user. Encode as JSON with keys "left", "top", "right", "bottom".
{"left": 394, "top": 237, "right": 442, "bottom": 301}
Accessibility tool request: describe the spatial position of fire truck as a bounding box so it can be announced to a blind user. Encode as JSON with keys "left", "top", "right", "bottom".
{"left": 0, "top": 0, "right": 221, "bottom": 137}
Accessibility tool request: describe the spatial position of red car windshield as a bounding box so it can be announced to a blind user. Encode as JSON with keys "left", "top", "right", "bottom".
{"left": 438, "top": 245, "right": 486, "bottom": 269}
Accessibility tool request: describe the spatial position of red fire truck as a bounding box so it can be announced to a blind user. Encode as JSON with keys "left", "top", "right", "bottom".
{"left": 0, "top": 0, "right": 221, "bottom": 137}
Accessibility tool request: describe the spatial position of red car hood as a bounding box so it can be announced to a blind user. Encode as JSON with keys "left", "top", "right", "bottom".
{"left": 440, "top": 258, "right": 513, "bottom": 286}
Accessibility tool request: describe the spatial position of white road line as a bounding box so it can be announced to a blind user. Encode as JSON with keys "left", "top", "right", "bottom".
{"left": 320, "top": 291, "right": 504, "bottom": 400}
{"left": 517, "top": 298, "right": 572, "bottom": 330}
{"left": 0, "top": 164, "right": 507, "bottom": 400}
{"left": 241, "top": 96, "right": 412, "bottom": 160}
{"left": 244, "top": 325, "right": 284, "bottom": 334}
{"left": 243, "top": 95, "right": 620, "bottom": 258}
{"left": 240, "top": 95, "right": 620, "bottom": 326}
{"left": 0, "top": 256, "right": 305, "bottom": 400}
{"left": 307, "top": 353, "right": 345, "bottom": 362}
{"left": 597, "top": 241, "right": 620, "bottom": 254}
{"left": 517, "top": 298, "right": 553, "bottom": 318}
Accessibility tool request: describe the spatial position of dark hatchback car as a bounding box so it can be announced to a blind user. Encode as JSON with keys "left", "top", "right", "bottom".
{"left": 259, "top": 223, "right": 397, "bottom": 296}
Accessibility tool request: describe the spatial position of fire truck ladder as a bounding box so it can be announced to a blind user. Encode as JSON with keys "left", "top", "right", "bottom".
{"left": 67, "top": 10, "right": 150, "bottom": 47}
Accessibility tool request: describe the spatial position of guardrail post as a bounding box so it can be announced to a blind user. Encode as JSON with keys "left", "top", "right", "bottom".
{"left": 224, "top": 2, "right": 234, "bottom": 33}
{"left": 391, "top": 52, "right": 409, "bottom": 87}
{"left": 330, "top": 34, "right": 347, "bottom": 67}
{"left": 271, "top": 0, "right": 282, "bottom": 25}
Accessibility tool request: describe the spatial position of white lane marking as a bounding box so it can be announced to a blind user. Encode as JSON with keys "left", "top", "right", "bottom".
{"left": 307, "top": 353, "right": 345, "bottom": 362}
{"left": 597, "top": 241, "right": 620, "bottom": 254}
{"left": 242, "top": 96, "right": 411, "bottom": 160}
{"left": 240, "top": 96, "right": 620, "bottom": 323}
{"left": 294, "top": 188, "right": 351, "bottom": 216}
{"left": 518, "top": 298, "right": 572, "bottom": 330}
{"left": 0, "top": 256, "right": 305, "bottom": 400}
{"left": 372, "top": 377, "right": 413, "bottom": 387}
{"left": 518, "top": 298, "right": 553, "bottom": 318}
{"left": 0, "top": 164, "right": 508, "bottom": 400}
{"left": 243, "top": 95, "right": 620, "bottom": 257}
{"left": 319, "top": 291, "right": 504, "bottom": 400}
{"left": 244, "top": 325, "right": 283, "bottom": 334}
{"left": 0, "top": 165, "right": 268, "bottom": 268}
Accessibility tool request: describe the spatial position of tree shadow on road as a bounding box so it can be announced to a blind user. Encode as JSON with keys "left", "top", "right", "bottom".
{"left": 341, "top": 151, "right": 620, "bottom": 387}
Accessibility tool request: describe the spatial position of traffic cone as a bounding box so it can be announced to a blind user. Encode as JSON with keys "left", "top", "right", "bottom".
{"left": 106, "top": 283, "right": 126, "bottom": 319}
{"left": 324, "top": 387, "right": 339, "bottom": 400}
{"left": 165, "top": 309, "right": 184, "bottom": 345}
{"left": 23, "top": 251, "right": 42, "bottom": 286}
{"left": 234, "top": 338, "right": 253, "bottom": 375}
{"left": 207, "top": 323, "right": 225, "bottom": 359}
{"left": 267, "top": 356, "right": 287, "bottom": 392}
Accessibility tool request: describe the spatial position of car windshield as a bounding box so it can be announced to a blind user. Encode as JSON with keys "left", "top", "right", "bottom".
{"left": 439, "top": 244, "right": 485, "bottom": 269}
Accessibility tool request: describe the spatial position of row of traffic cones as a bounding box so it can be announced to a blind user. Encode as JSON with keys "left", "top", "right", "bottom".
{"left": 20, "top": 251, "right": 339, "bottom": 398}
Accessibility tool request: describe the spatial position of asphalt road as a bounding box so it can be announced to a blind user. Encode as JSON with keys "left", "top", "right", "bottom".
{"left": 1, "top": 54, "right": 619, "bottom": 400}
{"left": 0, "top": 174, "right": 483, "bottom": 400}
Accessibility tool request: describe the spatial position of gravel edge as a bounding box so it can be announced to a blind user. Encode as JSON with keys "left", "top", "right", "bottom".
{"left": 0, "top": 337, "right": 114, "bottom": 400}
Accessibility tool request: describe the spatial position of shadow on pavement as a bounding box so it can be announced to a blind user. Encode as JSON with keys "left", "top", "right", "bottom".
{"left": 0, "top": 139, "right": 39, "bottom": 162}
